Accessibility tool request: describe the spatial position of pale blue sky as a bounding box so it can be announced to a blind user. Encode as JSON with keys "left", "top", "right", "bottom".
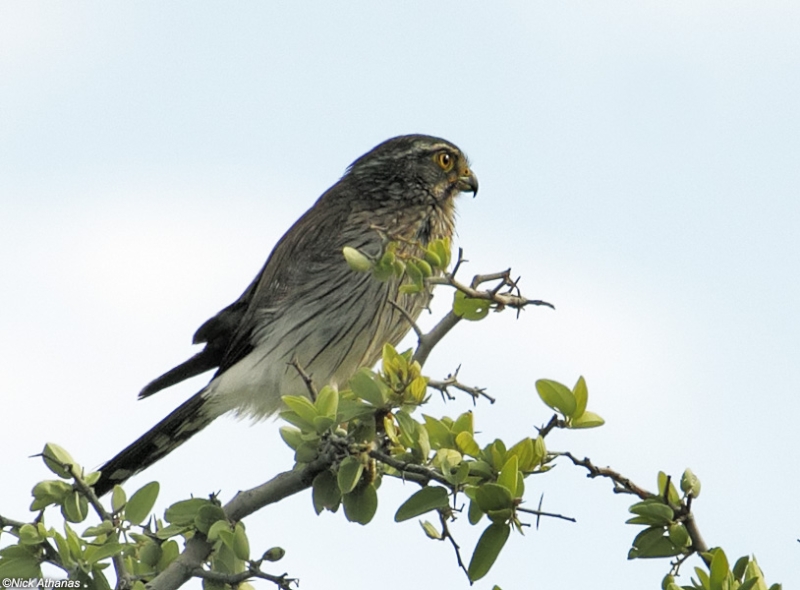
{"left": 2, "top": 2, "right": 799, "bottom": 589}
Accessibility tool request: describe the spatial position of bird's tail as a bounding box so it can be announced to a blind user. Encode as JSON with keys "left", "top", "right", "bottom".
{"left": 93, "top": 391, "right": 216, "bottom": 496}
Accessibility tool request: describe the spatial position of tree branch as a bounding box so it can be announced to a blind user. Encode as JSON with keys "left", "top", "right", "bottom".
{"left": 428, "top": 369, "right": 495, "bottom": 404}
{"left": 368, "top": 449, "right": 451, "bottom": 487}
{"left": 559, "top": 452, "right": 653, "bottom": 499}
{"left": 147, "top": 447, "right": 337, "bottom": 590}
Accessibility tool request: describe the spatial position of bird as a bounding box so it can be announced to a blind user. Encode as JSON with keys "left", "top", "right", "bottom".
{"left": 93, "top": 134, "right": 478, "bottom": 496}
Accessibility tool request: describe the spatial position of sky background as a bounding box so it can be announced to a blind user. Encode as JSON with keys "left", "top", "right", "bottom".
{"left": 2, "top": 2, "right": 799, "bottom": 589}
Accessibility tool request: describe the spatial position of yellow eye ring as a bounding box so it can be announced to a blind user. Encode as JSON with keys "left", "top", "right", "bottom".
{"left": 434, "top": 151, "right": 455, "bottom": 172}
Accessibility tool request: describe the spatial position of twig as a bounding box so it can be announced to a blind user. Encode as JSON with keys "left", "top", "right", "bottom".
{"left": 289, "top": 357, "right": 318, "bottom": 401}
{"left": 192, "top": 565, "right": 296, "bottom": 589}
{"left": 368, "top": 449, "right": 451, "bottom": 487}
{"left": 683, "top": 513, "right": 709, "bottom": 558}
{"left": 148, "top": 445, "right": 339, "bottom": 590}
{"left": 428, "top": 370, "right": 495, "bottom": 404}
{"left": 517, "top": 506, "right": 576, "bottom": 524}
{"left": 438, "top": 510, "right": 469, "bottom": 578}
{"left": 559, "top": 452, "right": 653, "bottom": 500}
{"left": 0, "top": 513, "right": 27, "bottom": 530}
{"left": 537, "top": 414, "right": 565, "bottom": 438}
{"left": 412, "top": 310, "right": 461, "bottom": 368}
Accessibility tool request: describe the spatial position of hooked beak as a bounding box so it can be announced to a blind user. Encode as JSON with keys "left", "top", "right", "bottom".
{"left": 456, "top": 168, "right": 479, "bottom": 197}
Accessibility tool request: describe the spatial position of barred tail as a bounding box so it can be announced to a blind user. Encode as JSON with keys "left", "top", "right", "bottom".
{"left": 94, "top": 391, "right": 216, "bottom": 496}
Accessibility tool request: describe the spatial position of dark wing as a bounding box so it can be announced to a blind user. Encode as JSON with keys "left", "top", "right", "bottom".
{"left": 137, "top": 261, "right": 265, "bottom": 399}
{"left": 212, "top": 184, "right": 355, "bottom": 377}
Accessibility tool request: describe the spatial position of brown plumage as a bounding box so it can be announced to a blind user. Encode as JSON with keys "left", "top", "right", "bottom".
{"left": 94, "top": 134, "right": 477, "bottom": 496}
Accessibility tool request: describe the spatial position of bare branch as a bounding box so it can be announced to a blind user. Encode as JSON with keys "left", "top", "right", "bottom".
{"left": 428, "top": 371, "right": 495, "bottom": 404}
{"left": 289, "top": 357, "right": 318, "bottom": 401}
{"left": 412, "top": 310, "right": 461, "bottom": 368}
{"left": 517, "top": 506, "right": 576, "bottom": 524}
{"left": 559, "top": 452, "right": 653, "bottom": 500}
{"left": 192, "top": 565, "right": 296, "bottom": 589}
{"left": 538, "top": 414, "right": 565, "bottom": 438}
{"left": 438, "top": 510, "right": 469, "bottom": 578}
{"left": 0, "top": 513, "right": 27, "bottom": 530}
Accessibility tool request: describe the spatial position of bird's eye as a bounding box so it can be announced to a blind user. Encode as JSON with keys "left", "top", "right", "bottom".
{"left": 434, "top": 151, "right": 455, "bottom": 172}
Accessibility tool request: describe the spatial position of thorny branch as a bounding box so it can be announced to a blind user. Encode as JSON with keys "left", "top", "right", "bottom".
{"left": 192, "top": 564, "right": 296, "bottom": 590}
{"left": 559, "top": 451, "right": 710, "bottom": 566}
{"left": 412, "top": 248, "right": 554, "bottom": 368}
{"left": 428, "top": 366, "right": 495, "bottom": 404}
{"left": 559, "top": 452, "right": 652, "bottom": 499}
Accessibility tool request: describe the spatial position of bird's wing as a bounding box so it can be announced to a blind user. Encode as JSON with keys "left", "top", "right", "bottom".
{"left": 213, "top": 186, "right": 355, "bottom": 377}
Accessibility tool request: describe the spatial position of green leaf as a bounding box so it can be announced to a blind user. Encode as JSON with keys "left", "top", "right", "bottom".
{"left": 343, "top": 246, "right": 372, "bottom": 272}
{"left": 31, "top": 480, "right": 72, "bottom": 510}
{"left": 468, "top": 498, "right": 484, "bottom": 525}
{"left": 572, "top": 376, "right": 588, "bottom": 419}
{"left": 83, "top": 520, "right": 115, "bottom": 537}
{"left": 342, "top": 484, "right": 378, "bottom": 525}
{"left": 467, "top": 460, "right": 494, "bottom": 481}
{"left": 657, "top": 471, "right": 682, "bottom": 506}
{"left": 681, "top": 468, "right": 702, "bottom": 498}
{"left": 155, "top": 524, "right": 191, "bottom": 540}
{"left": 453, "top": 411, "right": 473, "bottom": 435}
{"left": 335, "top": 399, "right": 376, "bottom": 423}
{"left": 165, "top": 498, "right": 212, "bottom": 526}
{"left": 157, "top": 539, "right": 180, "bottom": 571}
{"left": 535, "top": 379, "right": 577, "bottom": 417}
{"left": 467, "top": 523, "right": 510, "bottom": 582}
{"left": 282, "top": 395, "right": 319, "bottom": 424}
{"left": 0, "top": 545, "right": 43, "bottom": 579}
{"left": 125, "top": 482, "right": 159, "bottom": 525}
{"left": 42, "top": 442, "right": 78, "bottom": 479}
{"left": 456, "top": 432, "right": 481, "bottom": 457}
{"left": 337, "top": 456, "right": 364, "bottom": 494}
{"left": 315, "top": 386, "right": 339, "bottom": 418}
{"left": 475, "top": 483, "right": 513, "bottom": 513}
{"left": 139, "top": 540, "right": 163, "bottom": 567}
{"left": 570, "top": 410, "right": 605, "bottom": 429}
{"left": 262, "top": 547, "right": 286, "bottom": 562}
{"left": 349, "top": 368, "right": 387, "bottom": 407}
{"left": 394, "top": 486, "right": 449, "bottom": 522}
{"left": 667, "top": 523, "right": 691, "bottom": 548}
{"left": 313, "top": 415, "right": 336, "bottom": 434}
{"left": 423, "top": 415, "right": 454, "bottom": 449}
{"left": 279, "top": 426, "right": 304, "bottom": 450}
{"left": 453, "top": 290, "right": 490, "bottom": 321}
{"left": 18, "top": 523, "right": 42, "bottom": 545}
{"left": 709, "top": 548, "right": 730, "bottom": 590}
{"left": 628, "top": 500, "right": 674, "bottom": 526}
{"left": 732, "top": 556, "right": 750, "bottom": 581}
{"left": 61, "top": 491, "right": 89, "bottom": 523}
{"left": 419, "top": 520, "right": 442, "bottom": 540}
{"left": 278, "top": 410, "right": 315, "bottom": 431}
{"left": 312, "top": 470, "right": 341, "bottom": 514}
{"left": 85, "top": 541, "right": 123, "bottom": 564}
{"left": 232, "top": 522, "right": 250, "bottom": 561}
{"left": 194, "top": 505, "right": 227, "bottom": 535}
{"left": 497, "top": 456, "right": 520, "bottom": 496}
{"left": 629, "top": 527, "right": 682, "bottom": 559}
{"left": 111, "top": 486, "right": 127, "bottom": 514}
{"left": 506, "top": 438, "right": 535, "bottom": 472}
